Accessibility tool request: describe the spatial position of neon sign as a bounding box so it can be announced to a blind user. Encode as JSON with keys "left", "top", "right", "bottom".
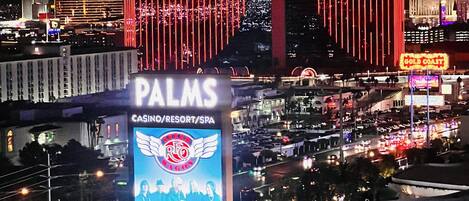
{"left": 408, "top": 75, "right": 440, "bottom": 89}
{"left": 134, "top": 77, "right": 218, "bottom": 108}
{"left": 399, "top": 53, "right": 449, "bottom": 70}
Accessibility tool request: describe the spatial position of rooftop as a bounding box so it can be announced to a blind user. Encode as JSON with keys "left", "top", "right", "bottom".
{"left": 393, "top": 163, "right": 469, "bottom": 187}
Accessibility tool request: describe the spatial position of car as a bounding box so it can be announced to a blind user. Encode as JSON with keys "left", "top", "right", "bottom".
{"left": 458, "top": 101, "right": 467, "bottom": 105}
{"left": 327, "top": 154, "right": 339, "bottom": 165}
{"left": 252, "top": 166, "right": 266, "bottom": 177}
{"left": 378, "top": 147, "right": 389, "bottom": 155}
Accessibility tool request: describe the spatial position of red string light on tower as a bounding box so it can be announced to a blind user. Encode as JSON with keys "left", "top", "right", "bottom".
{"left": 127, "top": 0, "right": 245, "bottom": 71}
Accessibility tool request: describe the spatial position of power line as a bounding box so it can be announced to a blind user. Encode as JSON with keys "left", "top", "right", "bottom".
{"left": 0, "top": 169, "right": 48, "bottom": 191}
{"left": 0, "top": 165, "right": 40, "bottom": 179}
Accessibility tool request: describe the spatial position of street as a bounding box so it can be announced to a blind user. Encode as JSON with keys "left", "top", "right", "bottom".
{"left": 233, "top": 117, "right": 460, "bottom": 201}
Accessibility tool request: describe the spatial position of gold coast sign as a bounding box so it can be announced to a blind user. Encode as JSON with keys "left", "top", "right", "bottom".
{"left": 399, "top": 53, "right": 449, "bottom": 71}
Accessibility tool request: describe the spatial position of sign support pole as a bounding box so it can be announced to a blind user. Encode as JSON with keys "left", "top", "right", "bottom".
{"left": 426, "top": 67, "right": 431, "bottom": 147}
{"left": 410, "top": 69, "right": 414, "bottom": 141}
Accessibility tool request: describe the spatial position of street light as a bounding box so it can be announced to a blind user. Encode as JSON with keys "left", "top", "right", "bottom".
{"left": 95, "top": 170, "right": 104, "bottom": 178}
{"left": 20, "top": 187, "right": 29, "bottom": 196}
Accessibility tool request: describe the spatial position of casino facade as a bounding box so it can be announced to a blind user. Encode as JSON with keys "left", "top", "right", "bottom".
{"left": 124, "top": 0, "right": 246, "bottom": 71}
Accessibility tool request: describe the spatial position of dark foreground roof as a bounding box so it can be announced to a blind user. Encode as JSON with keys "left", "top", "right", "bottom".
{"left": 394, "top": 163, "right": 469, "bottom": 186}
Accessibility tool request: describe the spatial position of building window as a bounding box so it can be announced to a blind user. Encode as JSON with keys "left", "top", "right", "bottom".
{"left": 119, "top": 53, "right": 124, "bottom": 88}
{"left": 38, "top": 61, "right": 44, "bottom": 101}
{"left": 17, "top": 63, "right": 23, "bottom": 100}
{"left": 27, "top": 61, "right": 34, "bottom": 100}
{"left": 107, "top": 124, "right": 111, "bottom": 138}
{"left": 94, "top": 55, "right": 100, "bottom": 92}
{"left": 7, "top": 130, "right": 14, "bottom": 152}
{"left": 6, "top": 64, "right": 12, "bottom": 100}
{"left": 127, "top": 52, "right": 132, "bottom": 77}
{"left": 77, "top": 58, "right": 82, "bottom": 94}
{"left": 103, "top": 54, "right": 108, "bottom": 90}
{"left": 85, "top": 56, "right": 91, "bottom": 93}
{"left": 115, "top": 123, "right": 119, "bottom": 137}
{"left": 111, "top": 54, "right": 116, "bottom": 89}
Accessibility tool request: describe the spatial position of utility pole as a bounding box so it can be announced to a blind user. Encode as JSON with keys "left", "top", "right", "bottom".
{"left": 339, "top": 88, "right": 344, "bottom": 163}
{"left": 47, "top": 151, "right": 51, "bottom": 201}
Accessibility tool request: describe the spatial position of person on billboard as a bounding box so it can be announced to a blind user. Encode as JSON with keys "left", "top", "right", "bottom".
{"left": 204, "top": 181, "right": 221, "bottom": 201}
{"left": 136, "top": 180, "right": 152, "bottom": 201}
{"left": 187, "top": 180, "right": 204, "bottom": 201}
{"left": 151, "top": 179, "right": 167, "bottom": 201}
{"left": 168, "top": 177, "right": 186, "bottom": 201}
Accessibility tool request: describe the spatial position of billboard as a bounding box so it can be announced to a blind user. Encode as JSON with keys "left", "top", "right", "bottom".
{"left": 129, "top": 74, "right": 232, "bottom": 201}
{"left": 408, "top": 75, "right": 440, "bottom": 92}
{"left": 400, "top": 53, "right": 449, "bottom": 70}
{"left": 133, "top": 127, "right": 223, "bottom": 201}
{"left": 404, "top": 95, "right": 445, "bottom": 106}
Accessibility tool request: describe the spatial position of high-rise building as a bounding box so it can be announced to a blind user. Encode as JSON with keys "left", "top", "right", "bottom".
{"left": 0, "top": 44, "right": 138, "bottom": 103}
{"left": 126, "top": 0, "right": 246, "bottom": 71}
{"left": 271, "top": 0, "right": 286, "bottom": 71}
{"left": 316, "top": 0, "right": 405, "bottom": 68}
{"left": 407, "top": 0, "right": 458, "bottom": 26}
{"left": 54, "top": 0, "right": 124, "bottom": 25}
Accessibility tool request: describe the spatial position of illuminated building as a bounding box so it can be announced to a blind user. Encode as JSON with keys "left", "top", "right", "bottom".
{"left": 407, "top": 0, "right": 457, "bottom": 26}
{"left": 0, "top": 45, "right": 138, "bottom": 103}
{"left": 21, "top": 0, "right": 48, "bottom": 19}
{"left": 456, "top": 0, "right": 469, "bottom": 22}
{"left": 54, "top": 0, "right": 124, "bottom": 25}
{"left": 316, "top": 0, "right": 405, "bottom": 68}
{"left": 405, "top": 26, "right": 445, "bottom": 44}
{"left": 128, "top": 0, "right": 246, "bottom": 71}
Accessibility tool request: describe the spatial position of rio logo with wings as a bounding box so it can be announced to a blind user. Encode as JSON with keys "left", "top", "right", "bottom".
{"left": 136, "top": 130, "right": 218, "bottom": 174}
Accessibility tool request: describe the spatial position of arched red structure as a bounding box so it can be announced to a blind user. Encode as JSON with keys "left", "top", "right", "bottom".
{"left": 291, "top": 67, "right": 318, "bottom": 78}
{"left": 300, "top": 67, "right": 318, "bottom": 78}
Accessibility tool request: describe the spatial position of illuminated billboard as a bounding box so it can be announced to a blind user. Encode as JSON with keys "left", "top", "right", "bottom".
{"left": 133, "top": 127, "right": 223, "bottom": 201}
{"left": 129, "top": 74, "right": 232, "bottom": 201}
{"left": 404, "top": 95, "right": 445, "bottom": 106}
{"left": 408, "top": 75, "right": 440, "bottom": 91}
{"left": 400, "top": 53, "right": 449, "bottom": 70}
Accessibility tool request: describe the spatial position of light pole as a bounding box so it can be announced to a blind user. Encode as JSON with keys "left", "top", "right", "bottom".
{"left": 41, "top": 148, "right": 51, "bottom": 201}
{"left": 426, "top": 68, "right": 431, "bottom": 147}
{"left": 339, "top": 88, "right": 344, "bottom": 163}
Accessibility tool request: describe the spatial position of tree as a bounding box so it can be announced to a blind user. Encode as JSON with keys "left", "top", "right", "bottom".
{"left": 0, "top": 156, "right": 14, "bottom": 174}
{"left": 348, "top": 157, "right": 385, "bottom": 201}
{"left": 19, "top": 141, "right": 48, "bottom": 166}
{"left": 379, "top": 155, "right": 397, "bottom": 178}
{"left": 58, "top": 139, "right": 107, "bottom": 174}
{"left": 430, "top": 138, "right": 444, "bottom": 153}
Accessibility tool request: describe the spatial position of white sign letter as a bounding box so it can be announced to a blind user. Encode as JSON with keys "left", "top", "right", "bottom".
{"left": 148, "top": 78, "right": 165, "bottom": 107}
{"left": 203, "top": 78, "right": 218, "bottom": 108}
{"left": 181, "top": 79, "right": 203, "bottom": 107}
{"left": 135, "top": 77, "right": 150, "bottom": 107}
{"left": 166, "top": 78, "right": 180, "bottom": 107}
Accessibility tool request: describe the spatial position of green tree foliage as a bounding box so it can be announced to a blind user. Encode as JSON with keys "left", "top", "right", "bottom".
{"left": 19, "top": 141, "right": 48, "bottom": 166}
{"left": 286, "top": 158, "right": 387, "bottom": 201}
{"left": 58, "top": 139, "right": 108, "bottom": 174}
{"left": 379, "top": 155, "right": 397, "bottom": 178}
